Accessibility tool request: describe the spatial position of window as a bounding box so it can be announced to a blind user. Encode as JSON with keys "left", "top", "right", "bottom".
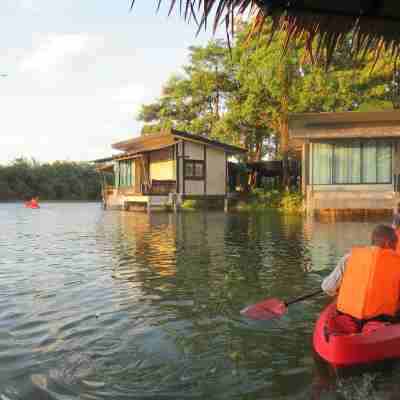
{"left": 313, "top": 143, "right": 332, "bottom": 184}
{"left": 115, "top": 159, "right": 133, "bottom": 187}
{"left": 184, "top": 160, "right": 205, "bottom": 180}
{"left": 333, "top": 141, "right": 361, "bottom": 184}
{"left": 312, "top": 140, "right": 392, "bottom": 184}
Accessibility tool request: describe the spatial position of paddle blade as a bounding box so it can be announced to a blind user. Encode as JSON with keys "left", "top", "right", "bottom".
{"left": 240, "top": 298, "right": 287, "bottom": 320}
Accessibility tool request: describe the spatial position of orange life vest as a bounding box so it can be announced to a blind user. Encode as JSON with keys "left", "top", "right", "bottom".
{"left": 337, "top": 247, "right": 400, "bottom": 320}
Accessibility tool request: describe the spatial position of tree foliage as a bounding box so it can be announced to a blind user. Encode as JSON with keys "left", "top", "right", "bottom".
{"left": 0, "top": 158, "right": 102, "bottom": 201}
{"left": 137, "top": 20, "right": 396, "bottom": 181}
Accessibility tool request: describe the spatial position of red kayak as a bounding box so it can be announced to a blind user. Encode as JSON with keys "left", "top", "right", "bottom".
{"left": 24, "top": 201, "right": 40, "bottom": 209}
{"left": 313, "top": 302, "right": 400, "bottom": 367}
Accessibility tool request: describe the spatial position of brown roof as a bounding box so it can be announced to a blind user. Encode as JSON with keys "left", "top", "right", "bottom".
{"left": 289, "top": 110, "right": 400, "bottom": 139}
{"left": 111, "top": 129, "right": 246, "bottom": 155}
{"left": 112, "top": 133, "right": 176, "bottom": 152}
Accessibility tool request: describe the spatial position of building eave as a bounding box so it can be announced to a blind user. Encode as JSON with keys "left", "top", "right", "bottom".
{"left": 110, "top": 129, "right": 247, "bottom": 155}
{"left": 289, "top": 110, "right": 400, "bottom": 140}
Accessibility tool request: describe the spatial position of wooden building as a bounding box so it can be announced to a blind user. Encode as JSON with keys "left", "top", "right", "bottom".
{"left": 289, "top": 111, "right": 400, "bottom": 215}
{"left": 95, "top": 129, "right": 246, "bottom": 211}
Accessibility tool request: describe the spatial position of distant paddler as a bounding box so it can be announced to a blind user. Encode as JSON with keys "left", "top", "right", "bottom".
{"left": 24, "top": 196, "right": 40, "bottom": 209}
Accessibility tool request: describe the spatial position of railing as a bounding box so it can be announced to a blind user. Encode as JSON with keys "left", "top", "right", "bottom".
{"left": 105, "top": 185, "right": 115, "bottom": 195}
{"left": 103, "top": 180, "right": 177, "bottom": 197}
{"left": 148, "top": 180, "right": 176, "bottom": 195}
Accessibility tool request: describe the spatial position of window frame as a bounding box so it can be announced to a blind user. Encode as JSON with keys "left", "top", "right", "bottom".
{"left": 184, "top": 159, "right": 205, "bottom": 180}
{"left": 117, "top": 159, "right": 134, "bottom": 187}
{"left": 312, "top": 139, "right": 392, "bottom": 185}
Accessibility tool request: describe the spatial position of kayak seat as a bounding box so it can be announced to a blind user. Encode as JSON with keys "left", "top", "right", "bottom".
{"left": 362, "top": 320, "right": 388, "bottom": 335}
{"left": 325, "top": 313, "right": 360, "bottom": 336}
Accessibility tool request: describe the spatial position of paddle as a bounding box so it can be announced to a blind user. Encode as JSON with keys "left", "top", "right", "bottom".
{"left": 241, "top": 289, "right": 324, "bottom": 320}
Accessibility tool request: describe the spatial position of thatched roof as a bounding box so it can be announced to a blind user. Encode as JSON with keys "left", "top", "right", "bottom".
{"left": 132, "top": 1, "right": 400, "bottom": 63}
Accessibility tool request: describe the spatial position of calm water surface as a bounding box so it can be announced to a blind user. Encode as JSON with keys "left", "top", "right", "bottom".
{"left": 1, "top": 203, "right": 400, "bottom": 399}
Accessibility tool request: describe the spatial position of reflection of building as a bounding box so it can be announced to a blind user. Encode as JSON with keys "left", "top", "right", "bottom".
{"left": 95, "top": 129, "right": 246, "bottom": 211}
{"left": 290, "top": 111, "right": 400, "bottom": 215}
{"left": 116, "top": 212, "right": 178, "bottom": 279}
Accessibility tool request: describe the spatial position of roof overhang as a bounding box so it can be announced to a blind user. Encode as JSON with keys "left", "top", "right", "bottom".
{"left": 110, "top": 129, "right": 246, "bottom": 155}
{"left": 95, "top": 163, "right": 114, "bottom": 172}
{"left": 112, "top": 133, "right": 176, "bottom": 152}
{"left": 289, "top": 110, "right": 400, "bottom": 140}
{"left": 172, "top": 130, "right": 246, "bottom": 154}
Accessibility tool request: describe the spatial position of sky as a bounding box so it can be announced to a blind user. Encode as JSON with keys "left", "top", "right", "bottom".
{"left": 0, "top": 0, "right": 220, "bottom": 164}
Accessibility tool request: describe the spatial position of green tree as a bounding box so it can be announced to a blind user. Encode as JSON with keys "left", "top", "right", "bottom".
{"left": 0, "top": 159, "right": 101, "bottom": 201}
{"left": 138, "top": 40, "right": 232, "bottom": 136}
{"left": 217, "top": 22, "right": 394, "bottom": 185}
{"left": 137, "top": 20, "right": 396, "bottom": 187}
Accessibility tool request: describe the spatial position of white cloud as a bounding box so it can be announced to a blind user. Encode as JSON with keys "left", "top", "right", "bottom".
{"left": 19, "top": 33, "right": 103, "bottom": 74}
{"left": 0, "top": 2, "right": 215, "bottom": 164}
{"left": 110, "top": 84, "right": 148, "bottom": 114}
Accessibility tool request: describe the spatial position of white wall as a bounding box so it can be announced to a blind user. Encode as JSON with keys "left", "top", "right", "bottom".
{"left": 206, "top": 147, "right": 226, "bottom": 195}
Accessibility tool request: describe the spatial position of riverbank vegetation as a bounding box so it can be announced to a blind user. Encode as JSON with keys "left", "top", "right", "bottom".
{"left": 0, "top": 158, "right": 101, "bottom": 201}
{"left": 179, "top": 189, "right": 303, "bottom": 213}
{"left": 234, "top": 189, "right": 304, "bottom": 214}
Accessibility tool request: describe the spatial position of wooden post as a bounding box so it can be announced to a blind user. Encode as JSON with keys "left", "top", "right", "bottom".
{"left": 147, "top": 198, "right": 151, "bottom": 214}
{"left": 100, "top": 171, "right": 107, "bottom": 210}
{"left": 182, "top": 141, "right": 186, "bottom": 195}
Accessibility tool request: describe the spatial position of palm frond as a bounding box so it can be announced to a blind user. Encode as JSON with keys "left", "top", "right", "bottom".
{"left": 131, "top": 1, "right": 400, "bottom": 64}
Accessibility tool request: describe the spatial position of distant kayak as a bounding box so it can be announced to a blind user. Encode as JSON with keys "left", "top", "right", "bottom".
{"left": 24, "top": 201, "right": 40, "bottom": 209}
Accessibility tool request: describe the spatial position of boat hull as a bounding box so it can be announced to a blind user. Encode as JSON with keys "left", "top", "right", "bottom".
{"left": 313, "top": 302, "right": 400, "bottom": 367}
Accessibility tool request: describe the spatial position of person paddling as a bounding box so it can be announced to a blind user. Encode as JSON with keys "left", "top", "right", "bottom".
{"left": 322, "top": 225, "right": 400, "bottom": 331}
{"left": 30, "top": 196, "right": 39, "bottom": 208}
{"left": 25, "top": 196, "right": 40, "bottom": 208}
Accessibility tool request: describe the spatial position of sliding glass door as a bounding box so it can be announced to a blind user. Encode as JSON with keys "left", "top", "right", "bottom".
{"left": 312, "top": 139, "right": 392, "bottom": 185}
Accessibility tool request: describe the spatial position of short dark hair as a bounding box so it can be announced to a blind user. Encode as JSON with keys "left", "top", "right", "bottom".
{"left": 371, "top": 225, "right": 397, "bottom": 250}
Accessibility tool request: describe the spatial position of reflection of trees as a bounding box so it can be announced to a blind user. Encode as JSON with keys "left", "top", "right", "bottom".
{"left": 108, "top": 211, "right": 328, "bottom": 398}
{"left": 304, "top": 219, "right": 376, "bottom": 273}
{"left": 99, "top": 211, "right": 393, "bottom": 397}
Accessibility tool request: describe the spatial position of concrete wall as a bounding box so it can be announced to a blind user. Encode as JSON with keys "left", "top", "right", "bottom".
{"left": 185, "top": 180, "right": 204, "bottom": 195}
{"left": 307, "top": 186, "right": 395, "bottom": 210}
{"left": 206, "top": 147, "right": 226, "bottom": 195}
{"left": 185, "top": 141, "right": 204, "bottom": 159}
{"left": 182, "top": 141, "right": 205, "bottom": 195}
{"left": 181, "top": 140, "right": 227, "bottom": 196}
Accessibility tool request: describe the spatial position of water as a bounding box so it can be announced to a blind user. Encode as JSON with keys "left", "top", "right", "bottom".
{"left": 1, "top": 202, "right": 399, "bottom": 399}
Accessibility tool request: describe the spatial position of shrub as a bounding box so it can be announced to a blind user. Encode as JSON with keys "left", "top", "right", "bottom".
{"left": 279, "top": 191, "right": 304, "bottom": 213}
{"left": 237, "top": 188, "right": 304, "bottom": 213}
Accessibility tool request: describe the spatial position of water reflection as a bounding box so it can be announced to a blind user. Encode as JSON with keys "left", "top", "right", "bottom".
{"left": 0, "top": 204, "right": 397, "bottom": 399}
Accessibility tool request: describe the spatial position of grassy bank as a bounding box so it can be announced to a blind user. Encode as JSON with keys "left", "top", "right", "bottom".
{"left": 180, "top": 189, "right": 304, "bottom": 213}
{"left": 235, "top": 189, "right": 304, "bottom": 214}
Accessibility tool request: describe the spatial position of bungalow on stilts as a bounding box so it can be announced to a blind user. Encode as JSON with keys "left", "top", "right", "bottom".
{"left": 94, "top": 129, "right": 246, "bottom": 212}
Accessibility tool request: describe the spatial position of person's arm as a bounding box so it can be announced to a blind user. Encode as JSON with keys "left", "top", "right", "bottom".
{"left": 321, "top": 253, "right": 350, "bottom": 296}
